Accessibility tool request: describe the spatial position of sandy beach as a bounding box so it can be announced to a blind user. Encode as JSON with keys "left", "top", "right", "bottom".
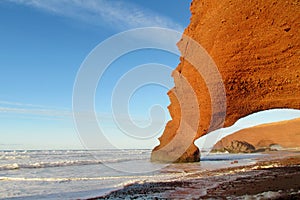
{"left": 90, "top": 152, "right": 300, "bottom": 200}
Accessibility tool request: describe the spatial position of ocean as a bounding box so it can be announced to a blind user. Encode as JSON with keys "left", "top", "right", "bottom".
{"left": 0, "top": 149, "right": 265, "bottom": 199}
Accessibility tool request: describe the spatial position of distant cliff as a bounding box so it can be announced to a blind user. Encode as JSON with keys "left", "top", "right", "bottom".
{"left": 213, "top": 118, "right": 300, "bottom": 152}
{"left": 151, "top": 0, "right": 300, "bottom": 162}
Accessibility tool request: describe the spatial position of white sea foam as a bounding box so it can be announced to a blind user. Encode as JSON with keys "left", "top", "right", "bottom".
{"left": 0, "top": 155, "right": 30, "bottom": 160}
{"left": 0, "top": 158, "right": 148, "bottom": 171}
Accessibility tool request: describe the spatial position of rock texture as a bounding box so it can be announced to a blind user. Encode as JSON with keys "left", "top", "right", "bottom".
{"left": 213, "top": 118, "right": 300, "bottom": 151}
{"left": 220, "top": 140, "right": 256, "bottom": 153}
{"left": 151, "top": 0, "right": 300, "bottom": 162}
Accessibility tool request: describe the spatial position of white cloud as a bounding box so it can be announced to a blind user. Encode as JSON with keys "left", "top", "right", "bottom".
{"left": 0, "top": 106, "right": 71, "bottom": 117}
{"left": 0, "top": 100, "right": 164, "bottom": 124}
{"left": 0, "top": 100, "right": 72, "bottom": 120}
{"left": 8, "top": 0, "right": 184, "bottom": 31}
{"left": 0, "top": 100, "right": 53, "bottom": 108}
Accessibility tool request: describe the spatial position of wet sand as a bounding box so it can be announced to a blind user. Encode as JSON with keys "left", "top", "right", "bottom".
{"left": 89, "top": 152, "right": 300, "bottom": 200}
{"left": 203, "top": 166, "right": 300, "bottom": 199}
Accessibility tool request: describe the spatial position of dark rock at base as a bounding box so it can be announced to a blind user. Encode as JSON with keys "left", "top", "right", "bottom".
{"left": 151, "top": 144, "right": 200, "bottom": 163}
{"left": 224, "top": 140, "right": 256, "bottom": 153}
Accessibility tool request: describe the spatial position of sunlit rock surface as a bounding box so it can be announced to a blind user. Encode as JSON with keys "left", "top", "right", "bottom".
{"left": 151, "top": 0, "right": 300, "bottom": 162}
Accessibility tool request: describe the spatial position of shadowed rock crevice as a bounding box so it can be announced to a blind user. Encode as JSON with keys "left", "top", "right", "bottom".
{"left": 151, "top": 0, "right": 300, "bottom": 162}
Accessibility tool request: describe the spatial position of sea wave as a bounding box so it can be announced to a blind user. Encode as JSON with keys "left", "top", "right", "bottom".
{"left": 0, "top": 175, "right": 135, "bottom": 182}
{"left": 0, "top": 157, "right": 147, "bottom": 171}
{"left": 0, "top": 155, "right": 30, "bottom": 160}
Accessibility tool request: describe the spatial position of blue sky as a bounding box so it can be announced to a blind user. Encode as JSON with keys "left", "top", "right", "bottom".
{"left": 1, "top": 0, "right": 299, "bottom": 150}
{"left": 0, "top": 0, "right": 191, "bottom": 150}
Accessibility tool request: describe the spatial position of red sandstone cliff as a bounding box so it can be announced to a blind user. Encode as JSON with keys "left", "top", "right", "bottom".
{"left": 151, "top": 0, "right": 300, "bottom": 162}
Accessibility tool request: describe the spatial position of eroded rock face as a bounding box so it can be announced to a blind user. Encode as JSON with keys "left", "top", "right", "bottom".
{"left": 151, "top": 0, "right": 300, "bottom": 162}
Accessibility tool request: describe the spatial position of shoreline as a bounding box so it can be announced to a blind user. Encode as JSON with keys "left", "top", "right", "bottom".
{"left": 88, "top": 151, "right": 300, "bottom": 199}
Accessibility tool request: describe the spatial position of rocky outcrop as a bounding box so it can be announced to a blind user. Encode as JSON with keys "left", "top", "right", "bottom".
{"left": 220, "top": 140, "right": 256, "bottom": 153}
{"left": 151, "top": 0, "right": 300, "bottom": 162}
{"left": 212, "top": 118, "right": 300, "bottom": 152}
